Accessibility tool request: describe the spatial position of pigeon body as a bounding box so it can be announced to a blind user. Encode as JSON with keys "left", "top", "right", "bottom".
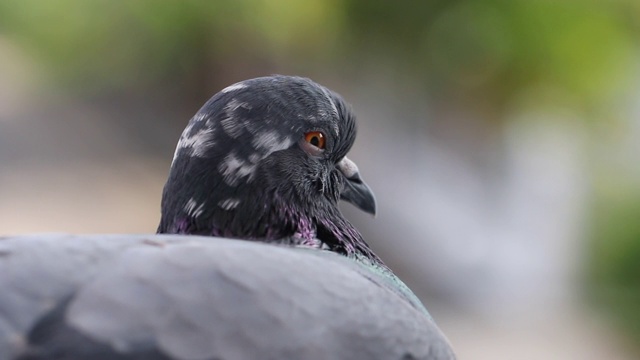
{"left": 0, "top": 76, "right": 455, "bottom": 359}
{"left": 0, "top": 235, "right": 453, "bottom": 360}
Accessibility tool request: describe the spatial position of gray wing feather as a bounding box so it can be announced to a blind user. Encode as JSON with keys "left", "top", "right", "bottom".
{"left": 0, "top": 235, "right": 455, "bottom": 360}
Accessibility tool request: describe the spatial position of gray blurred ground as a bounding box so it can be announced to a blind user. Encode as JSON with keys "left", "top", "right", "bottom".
{"left": 0, "top": 39, "right": 636, "bottom": 359}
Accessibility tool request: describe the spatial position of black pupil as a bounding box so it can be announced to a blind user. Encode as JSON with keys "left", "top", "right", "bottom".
{"left": 310, "top": 136, "right": 320, "bottom": 147}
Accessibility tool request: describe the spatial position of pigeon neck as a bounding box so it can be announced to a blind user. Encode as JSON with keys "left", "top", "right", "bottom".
{"left": 159, "top": 190, "right": 385, "bottom": 268}
{"left": 314, "top": 210, "right": 385, "bottom": 267}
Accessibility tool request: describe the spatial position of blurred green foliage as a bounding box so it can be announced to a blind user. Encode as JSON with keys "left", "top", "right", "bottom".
{"left": 0, "top": 0, "right": 638, "bottom": 112}
{"left": 344, "top": 0, "right": 638, "bottom": 112}
{"left": 0, "top": 0, "right": 345, "bottom": 91}
{"left": 589, "top": 178, "right": 640, "bottom": 344}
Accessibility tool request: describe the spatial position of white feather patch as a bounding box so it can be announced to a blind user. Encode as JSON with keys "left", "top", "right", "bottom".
{"left": 251, "top": 130, "right": 293, "bottom": 153}
{"left": 172, "top": 126, "right": 216, "bottom": 165}
{"left": 220, "top": 82, "right": 247, "bottom": 93}
{"left": 218, "top": 198, "right": 241, "bottom": 210}
{"left": 183, "top": 198, "right": 205, "bottom": 218}
{"left": 220, "top": 99, "right": 252, "bottom": 138}
{"left": 192, "top": 113, "right": 208, "bottom": 122}
{"left": 218, "top": 151, "right": 256, "bottom": 186}
{"left": 248, "top": 153, "right": 262, "bottom": 163}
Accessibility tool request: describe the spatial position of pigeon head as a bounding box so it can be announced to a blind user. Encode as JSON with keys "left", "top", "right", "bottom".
{"left": 158, "top": 75, "right": 380, "bottom": 262}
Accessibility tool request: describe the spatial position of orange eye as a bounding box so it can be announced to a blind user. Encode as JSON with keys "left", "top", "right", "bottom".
{"left": 304, "top": 131, "right": 326, "bottom": 149}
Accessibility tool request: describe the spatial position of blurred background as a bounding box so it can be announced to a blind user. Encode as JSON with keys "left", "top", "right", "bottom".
{"left": 1, "top": 1, "right": 639, "bottom": 358}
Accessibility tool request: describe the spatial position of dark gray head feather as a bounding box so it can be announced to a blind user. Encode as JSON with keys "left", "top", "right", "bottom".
{"left": 157, "top": 75, "right": 380, "bottom": 264}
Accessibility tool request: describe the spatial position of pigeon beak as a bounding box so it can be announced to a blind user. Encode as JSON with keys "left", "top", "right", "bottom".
{"left": 337, "top": 157, "right": 377, "bottom": 216}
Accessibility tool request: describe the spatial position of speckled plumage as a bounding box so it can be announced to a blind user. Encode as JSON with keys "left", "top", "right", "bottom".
{"left": 157, "top": 75, "right": 382, "bottom": 264}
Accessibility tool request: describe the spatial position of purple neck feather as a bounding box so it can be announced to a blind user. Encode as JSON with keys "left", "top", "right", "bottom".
{"left": 170, "top": 192, "right": 384, "bottom": 266}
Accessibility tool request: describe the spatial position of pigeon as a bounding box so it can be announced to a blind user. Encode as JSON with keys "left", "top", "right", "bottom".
{"left": 0, "top": 76, "right": 456, "bottom": 360}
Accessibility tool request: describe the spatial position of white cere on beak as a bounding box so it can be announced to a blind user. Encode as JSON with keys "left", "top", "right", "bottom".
{"left": 337, "top": 157, "right": 359, "bottom": 179}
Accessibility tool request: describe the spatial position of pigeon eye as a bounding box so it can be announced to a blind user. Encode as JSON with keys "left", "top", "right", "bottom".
{"left": 304, "top": 131, "right": 326, "bottom": 149}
